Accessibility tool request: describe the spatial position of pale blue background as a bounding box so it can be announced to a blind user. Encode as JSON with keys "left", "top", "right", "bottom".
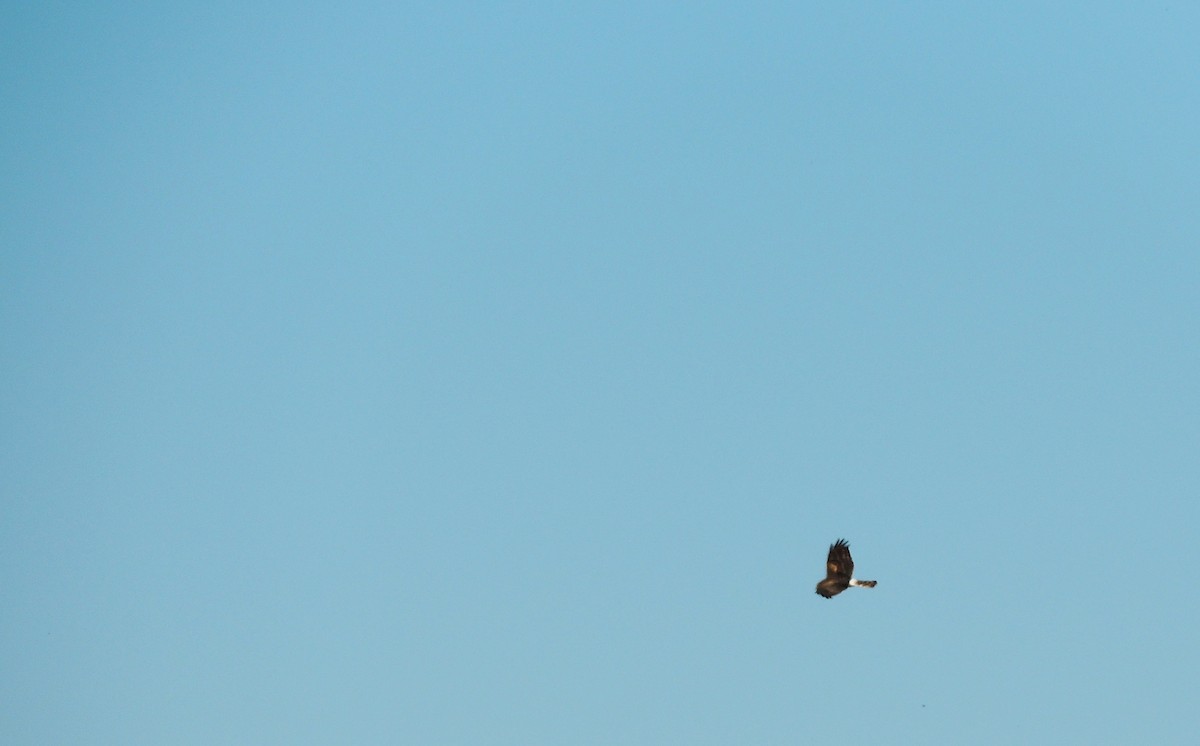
{"left": 4, "top": 3, "right": 1198, "bottom": 743}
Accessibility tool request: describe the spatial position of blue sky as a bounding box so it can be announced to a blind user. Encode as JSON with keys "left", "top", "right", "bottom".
{"left": 3, "top": 3, "right": 1199, "bottom": 743}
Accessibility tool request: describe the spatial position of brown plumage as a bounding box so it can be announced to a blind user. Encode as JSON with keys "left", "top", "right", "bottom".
{"left": 815, "top": 539, "right": 877, "bottom": 599}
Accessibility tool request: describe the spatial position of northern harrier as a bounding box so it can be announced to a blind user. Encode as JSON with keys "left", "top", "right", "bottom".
{"left": 815, "top": 539, "right": 877, "bottom": 599}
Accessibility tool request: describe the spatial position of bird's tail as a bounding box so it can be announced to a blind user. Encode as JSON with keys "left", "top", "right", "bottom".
{"left": 850, "top": 579, "right": 877, "bottom": 588}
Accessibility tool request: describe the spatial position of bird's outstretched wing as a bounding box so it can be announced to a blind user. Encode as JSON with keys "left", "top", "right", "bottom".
{"left": 826, "top": 539, "right": 853, "bottom": 581}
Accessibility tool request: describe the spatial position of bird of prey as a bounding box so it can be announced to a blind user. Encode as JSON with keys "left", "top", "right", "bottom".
{"left": 815, "top": 539, "right": 877, "bottom": 598}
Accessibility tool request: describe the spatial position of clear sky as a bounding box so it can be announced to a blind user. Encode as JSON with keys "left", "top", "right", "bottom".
{"left": 3, "top": 3, "right": 1198, "bottom": 744}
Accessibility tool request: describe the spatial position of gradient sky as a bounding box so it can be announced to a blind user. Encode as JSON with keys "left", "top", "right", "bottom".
{"left": 4, "top": 3, "right": 1199, "bottom": 744}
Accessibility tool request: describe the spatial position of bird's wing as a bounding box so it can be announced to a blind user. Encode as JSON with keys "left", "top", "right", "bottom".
{"left": 826, "top": 539, "right": 854, "bottom": 580}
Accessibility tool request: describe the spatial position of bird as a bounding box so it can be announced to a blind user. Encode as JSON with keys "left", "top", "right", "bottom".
{"left": 815, "top": 539, "right": 877, "bottom": 598}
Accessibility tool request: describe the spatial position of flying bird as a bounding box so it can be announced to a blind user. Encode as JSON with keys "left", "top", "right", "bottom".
{"left": 815, "top": 539, "right": 877, "bottom": 598}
